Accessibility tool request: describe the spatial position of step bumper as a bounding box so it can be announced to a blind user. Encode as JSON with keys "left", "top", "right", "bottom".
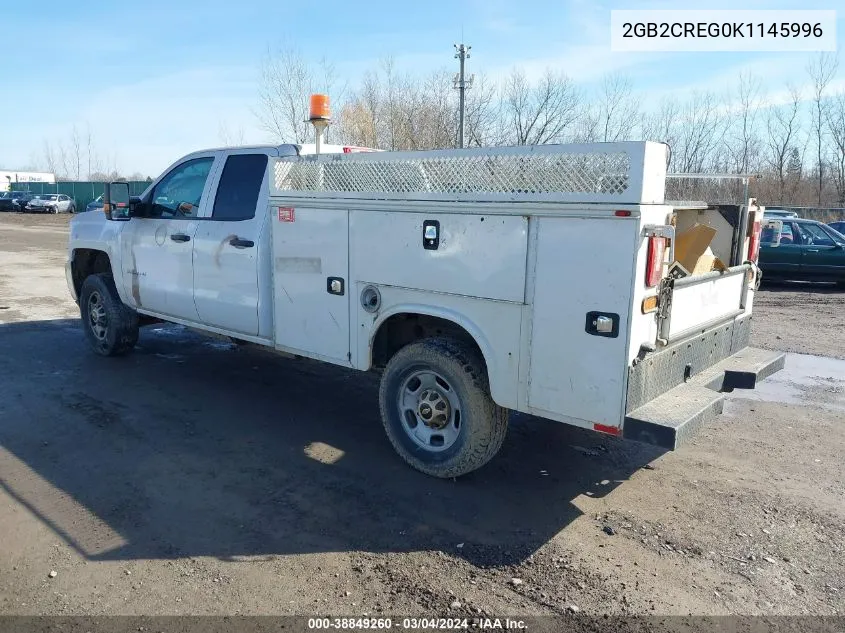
{"left": 623, "top": 347, "right": 785, "bottom": 450}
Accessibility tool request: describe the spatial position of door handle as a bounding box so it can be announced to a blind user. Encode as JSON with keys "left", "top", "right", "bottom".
{"left": 807, "top": 249, "right": 820, "bottom": 252}
{"left": 170, "top": 233, "right": 191, "bottom": 242}
{"left": 229, "top": 237, "right": 254, "bottom": 248}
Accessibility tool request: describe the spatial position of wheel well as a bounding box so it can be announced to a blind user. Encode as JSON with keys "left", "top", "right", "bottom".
{"left": 371, "top": 313, "right": 486, "bottom": 371}
{"left": 72, "top": 249, "right": 112, "bottom": 297}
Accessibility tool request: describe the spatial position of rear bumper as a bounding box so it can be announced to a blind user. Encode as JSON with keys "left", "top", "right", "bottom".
{"left": 623, "top": 346, "right": 785, "bottom": 450}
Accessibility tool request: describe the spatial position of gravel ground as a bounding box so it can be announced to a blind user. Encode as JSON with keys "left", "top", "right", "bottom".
{"left": 0, "top": 212, "right": 843, "bottom": 619}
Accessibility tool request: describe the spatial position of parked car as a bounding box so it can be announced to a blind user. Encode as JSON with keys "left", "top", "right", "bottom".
{"left": 763, "top": 208, "right": 799, "bottom": 218}
{"left": 85, "top": 194, "right": 104, "bottom": 213}
{"left": 759, "top": 217, "right": 845, "bottom": 285}
{"left": 26, "top": 194, "right": 75, "bottom": 214}
{"left": 0, "top": 191, "right": 34, "bottom": 211}
{"left": 0, "top": 191, "right": 20, "bottom": 211}
{"left": 828, "top": 220, "right": 845, "bottom": 234}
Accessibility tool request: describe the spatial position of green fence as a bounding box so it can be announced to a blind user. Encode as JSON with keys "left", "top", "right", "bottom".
{"left": 10, "top": 181, "right": 150, "bottom": 212}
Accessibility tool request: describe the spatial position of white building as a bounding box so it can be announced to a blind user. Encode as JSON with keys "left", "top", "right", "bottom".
{"left": 0, "top": 170, "right": 56, "bottom": 192}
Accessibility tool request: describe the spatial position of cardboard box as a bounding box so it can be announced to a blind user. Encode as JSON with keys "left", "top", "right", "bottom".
{"left": 674, "top": 224, "right": 716, "bottom": 271}
{"left": 673, "top": 223, "right": 727, "bottom": 275}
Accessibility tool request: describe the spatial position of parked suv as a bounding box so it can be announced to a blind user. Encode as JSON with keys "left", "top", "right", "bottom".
{"left": 0, "top": 191, "right": 34, "bottom": 211}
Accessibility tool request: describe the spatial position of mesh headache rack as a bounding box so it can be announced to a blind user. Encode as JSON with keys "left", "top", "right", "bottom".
{"left": 270, "top": 141, "right": 670, "bottom": 205}
{"left": 665, "top": 173, "right": 756, "bottom": 209}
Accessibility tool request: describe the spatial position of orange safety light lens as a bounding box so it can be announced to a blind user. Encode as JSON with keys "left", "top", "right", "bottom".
{"left": 309, "top": 94, "right": 330, "bottom": 120}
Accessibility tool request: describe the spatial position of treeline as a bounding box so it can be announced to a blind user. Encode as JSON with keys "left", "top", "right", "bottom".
{"left": 27, "top": 125, "right": 151, "bottom": 182}
{"left": 256, "top": 51, "right": 845, "bottom": 207}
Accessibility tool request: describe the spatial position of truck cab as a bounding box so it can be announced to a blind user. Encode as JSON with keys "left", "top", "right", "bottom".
{"left": 67, "top": 143, "right": 365, "bottom": 341}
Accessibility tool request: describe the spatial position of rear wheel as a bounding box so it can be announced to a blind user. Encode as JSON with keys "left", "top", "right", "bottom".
{"left": 80, "top": 273, "right": 139, "bottom": 356}
{"left": 378, "top": 337, "right": 508, "bottom": 478}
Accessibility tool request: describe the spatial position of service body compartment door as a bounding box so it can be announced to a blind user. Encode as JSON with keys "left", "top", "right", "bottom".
{"left": 527, "top": 216, "right": 636, "bottom": 429}
{"left": 272, "top": 206, "right": 351, "bottom": 366}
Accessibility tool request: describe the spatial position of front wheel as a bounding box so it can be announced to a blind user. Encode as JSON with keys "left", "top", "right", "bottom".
{"left": 80, "top": 273, "right": 139, "bottom": 356}
{"left": 379, "top": 337, "right": 508, "bottom": 478}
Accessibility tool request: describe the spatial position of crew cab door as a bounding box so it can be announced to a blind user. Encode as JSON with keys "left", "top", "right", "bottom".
{"left": 120, "top": 153, "right": 219, "bottom": 320}
{"left": 192, "top": 150, "right": 272, "bottom": 336}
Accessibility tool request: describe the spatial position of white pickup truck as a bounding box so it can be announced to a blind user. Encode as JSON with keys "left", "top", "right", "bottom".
{"left": 66, "top": 141, "right": 784, "bottom": 478}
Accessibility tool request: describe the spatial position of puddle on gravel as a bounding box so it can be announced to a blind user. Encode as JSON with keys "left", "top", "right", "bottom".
{"left": 726, "top": 352, "right": 845, "bottom": 413}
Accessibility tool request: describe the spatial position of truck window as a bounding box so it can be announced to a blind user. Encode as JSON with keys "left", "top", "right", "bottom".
{"left": 149, "top": 157, "right": 214, "bottom": 219}
{"left": 211, "top": 154, "right": 268, "bottom": 221}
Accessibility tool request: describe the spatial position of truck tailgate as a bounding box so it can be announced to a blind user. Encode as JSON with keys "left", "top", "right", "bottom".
{"left": 659, "top": 265, "right": 750, "bottom": 344}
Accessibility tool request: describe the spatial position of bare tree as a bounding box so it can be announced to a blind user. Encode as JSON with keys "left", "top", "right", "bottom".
{"left": 337, "top": 70, "right": 382, "bottom": 148}
{"left": 69, "top": 125, "right": 83, "bottom": 180}
{"left": 595, "top": 73, "right": 640, "bottom": 143}
{"left": 726, "top": 73, "right": 763, "bottom": 174}
{"left": 218, "top": 120, "right": 246, "bottom": 146}
{"left": 58, "top": 143, "right": 73, "bottom": 181}
{"left": 764, "top": 87, "right": 803, "bottom": 203}
{"left": 640, "top": 98, "right": 680, "bottom": 150}
{"left": 43, "top": 141, "right": 59, "bottom": 176}
{"left": 827, "top": 93, "right": 845, "bottom": 205}
{"left": 462, "top": 72, "right": 498, "bottom": 147}
{"left": 256, "top": 47, "right": 339, "bottom": 144}
{"left": 672, "top": 92, "right": 726, "bottom": 173}
{"left": 501, "top": 68, "right": 581, "bottom": 145}
{"left": 807, "top": 53, "right": 839, "bottom": 205}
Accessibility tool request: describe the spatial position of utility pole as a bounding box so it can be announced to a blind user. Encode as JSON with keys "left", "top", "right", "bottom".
{"left": 453, "top": 43, "right": 474, "bottom": 148}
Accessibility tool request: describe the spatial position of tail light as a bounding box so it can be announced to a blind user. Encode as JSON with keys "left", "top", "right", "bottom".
{"left": 747, "top": 220, "right": 762, "bottom": 262}
{"left": 646, "top": 236, "right": 666, "bottom": 287}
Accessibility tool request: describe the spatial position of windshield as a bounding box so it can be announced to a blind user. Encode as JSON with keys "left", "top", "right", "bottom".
{"left": 828, "top": 225, "right": 845, "bottom": 241}
{"left": 46, "top": 195, "right": 58, "bottom": 201}
{"left": 0, "top": 192, "right": 11, "bottom": 199}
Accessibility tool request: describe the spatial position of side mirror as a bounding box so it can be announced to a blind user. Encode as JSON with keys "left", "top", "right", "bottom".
{"left": 103, "top": 182, "right": 131, "bottom": 221}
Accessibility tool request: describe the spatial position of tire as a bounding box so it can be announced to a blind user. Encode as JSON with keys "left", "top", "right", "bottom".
{"left": 379, "top": 337, "right": 508, "bottom": 478}
{"left": 79, "top": 273, "right": 139, "bottom": 357}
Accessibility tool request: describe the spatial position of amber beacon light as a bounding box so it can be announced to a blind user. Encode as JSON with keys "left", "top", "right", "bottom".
{"left": 307, "top": 93, "right": 332, "bottom": 155}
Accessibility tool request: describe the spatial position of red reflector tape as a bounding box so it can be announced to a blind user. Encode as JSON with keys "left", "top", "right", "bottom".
{"left": 614, "top": 209, "right": 631, "bottom": 217}
{"left": 594, "top": 423, "right": 621, "bottom": 436}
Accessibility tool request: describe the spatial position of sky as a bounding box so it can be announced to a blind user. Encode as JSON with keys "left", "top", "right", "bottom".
{"left": 1, "top": 0, "right": 842, "bottom": 177}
